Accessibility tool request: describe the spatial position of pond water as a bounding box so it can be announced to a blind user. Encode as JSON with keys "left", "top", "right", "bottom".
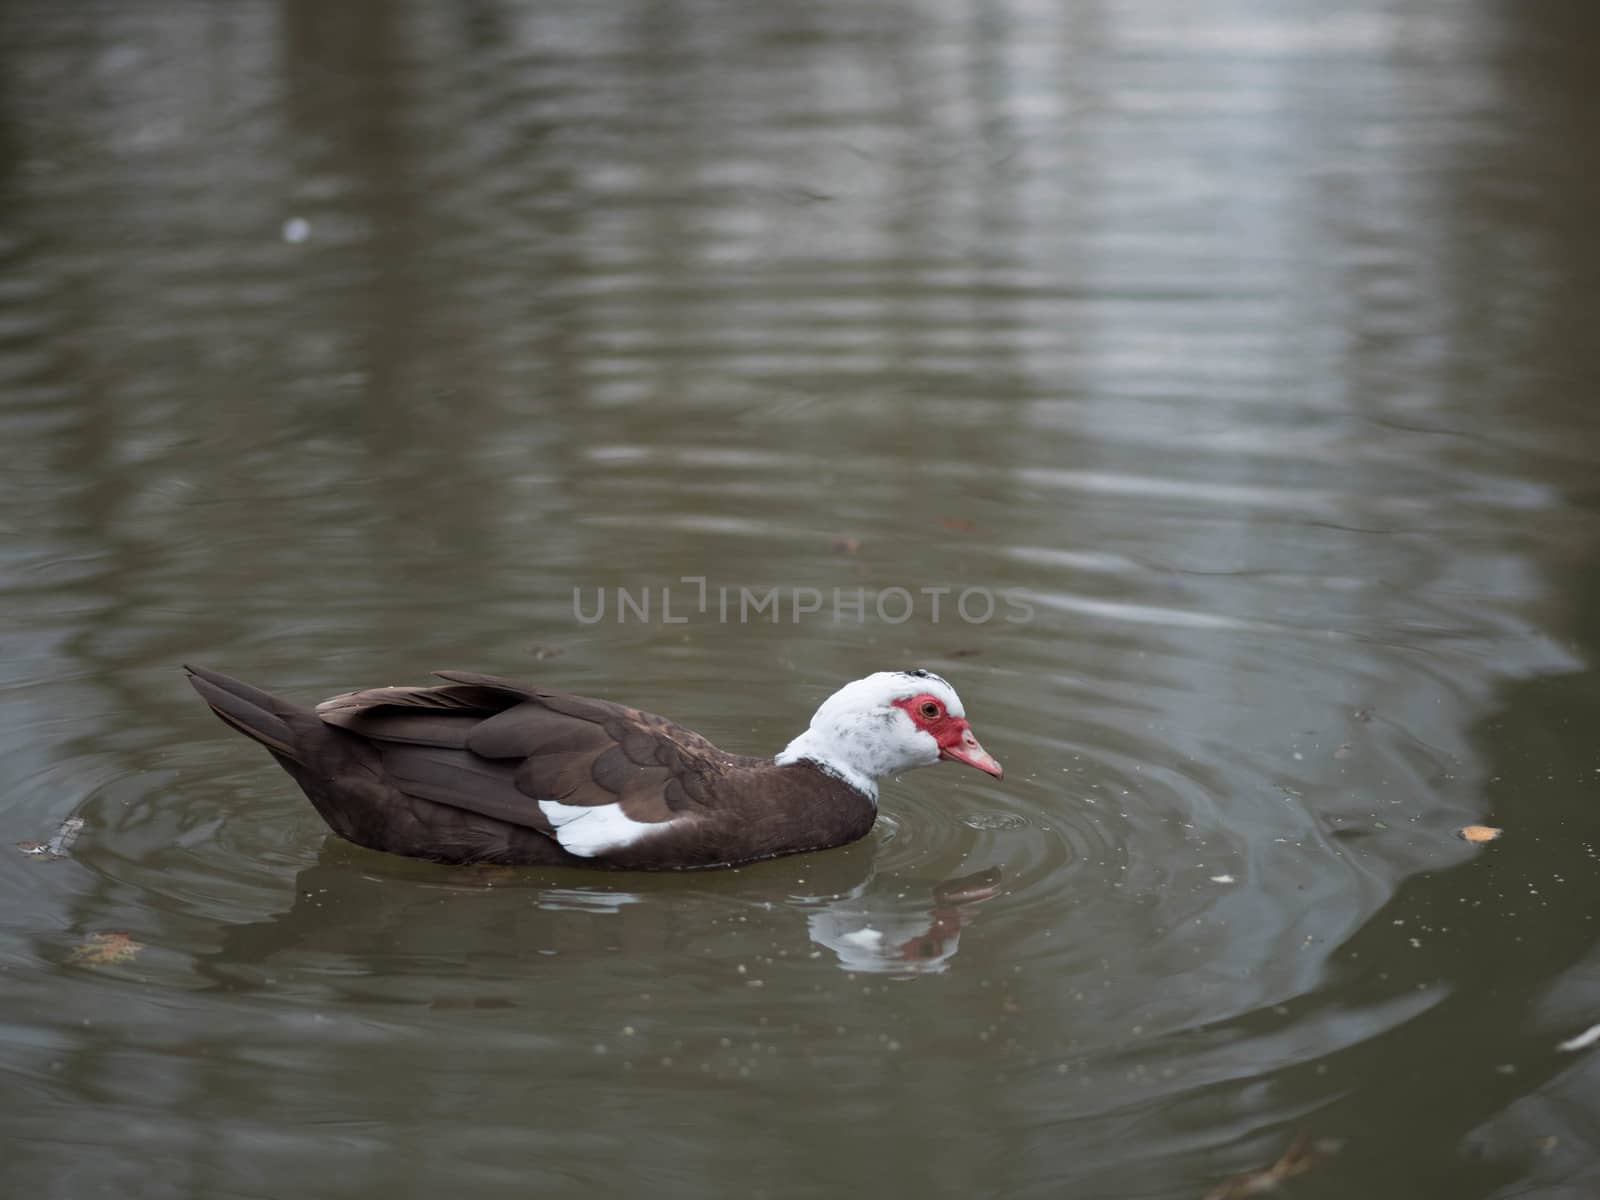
{"left": 2, "top": 1, "right": 1599, "bottom": 1197}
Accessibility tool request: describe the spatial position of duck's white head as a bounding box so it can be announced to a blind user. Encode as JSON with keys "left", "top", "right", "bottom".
{"left": 774, "top": 669, "right": 1003, "bottom": 800}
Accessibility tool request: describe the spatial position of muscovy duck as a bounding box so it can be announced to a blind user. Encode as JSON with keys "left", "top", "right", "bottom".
{"left": 185, "top": 665, "right": 1002, "bottom": 870}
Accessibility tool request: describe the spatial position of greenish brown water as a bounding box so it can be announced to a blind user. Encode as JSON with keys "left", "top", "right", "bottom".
{"left": 2, "top": 1, "right": 1599, "bottom": 1196}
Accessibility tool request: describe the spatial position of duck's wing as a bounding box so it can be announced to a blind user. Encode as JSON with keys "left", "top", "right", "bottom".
{"left": 316, "top": 672, "right": 752, "bottom": 858}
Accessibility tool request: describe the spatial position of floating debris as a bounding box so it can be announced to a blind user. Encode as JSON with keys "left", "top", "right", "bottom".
{"left": 14, "top": 816, "right": 84, "bottom": 861}
{"left": 831, "top": 535, "right": 862, "bottom": 555}
{"left": 282, "top": 216, "right": 310, "bottom": 243}
{"left": 1557, "top": 1022, "right": 1600, "bottom": 1053}
{"left": 1210, "top": 874, "right": 1236, "bottom": 884}
{"left": 1202, "top": 1130, "right": 1338, "bottom": 1200}
{"left": 1458, "top": 825, "right": 1502, "bottom": 844}
{"left": 68, "top": 932, "right": 144, "bottom": 966}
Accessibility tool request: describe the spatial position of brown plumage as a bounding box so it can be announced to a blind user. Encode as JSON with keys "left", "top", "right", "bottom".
{"left": 185, "top": 665, "right": 878, "bottom": 870}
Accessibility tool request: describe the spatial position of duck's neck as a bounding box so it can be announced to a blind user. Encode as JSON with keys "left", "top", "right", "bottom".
{"left": 774, "top": 728, "right": 880, "bottom": 803}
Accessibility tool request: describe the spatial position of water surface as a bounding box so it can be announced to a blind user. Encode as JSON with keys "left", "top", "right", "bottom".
{"left": 2, "top": 1, "right": 1599, "bottom": 1196}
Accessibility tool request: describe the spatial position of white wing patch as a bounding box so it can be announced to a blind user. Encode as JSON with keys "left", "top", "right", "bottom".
{"left": 538, "top": 799, "right": 667, "bottom": 858}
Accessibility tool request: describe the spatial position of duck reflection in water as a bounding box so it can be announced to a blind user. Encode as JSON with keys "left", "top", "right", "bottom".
{"left": 205, "top": 838, "right": 1001, "bottom": 986}
{"left": 806, "top": 867, "right": 1001, "bottom": 975}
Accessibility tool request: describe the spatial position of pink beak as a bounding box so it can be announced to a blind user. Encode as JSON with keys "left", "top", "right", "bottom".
{"left": 940, "top": 726, "right": 1004, "bottom": 779}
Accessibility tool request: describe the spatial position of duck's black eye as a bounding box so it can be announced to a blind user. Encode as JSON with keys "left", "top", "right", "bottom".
{"left": 910, "top": 668, "right": 929, "bottom": 678}
{"left": 919, "top": 700, "right": 941, "bottom": 720}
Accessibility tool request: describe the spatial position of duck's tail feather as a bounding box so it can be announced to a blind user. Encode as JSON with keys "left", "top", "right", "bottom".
{"left": 184, "top": 664, "right": 302, "bottom": 760}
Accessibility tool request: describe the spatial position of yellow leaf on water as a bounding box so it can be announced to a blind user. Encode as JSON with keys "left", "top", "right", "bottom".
{"left": 1458, "top": 825, "right": 1502, "bottom": 843}
{"left": 68, "top": 932, "right": 144, "bottom": 966}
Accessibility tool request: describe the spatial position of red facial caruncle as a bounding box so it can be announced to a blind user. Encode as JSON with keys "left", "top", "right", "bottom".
{"left": 891, "top": 693, "right": 1004, "bottom": 779}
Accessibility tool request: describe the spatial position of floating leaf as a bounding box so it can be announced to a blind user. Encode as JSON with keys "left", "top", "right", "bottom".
{"left": 1458, "top": 825, "right": 1502, "bottom": 843}
{"left": 1202, "top": 1130, "right": 1338, "bottom": 1200}
{"left": 15, "top": 816, "right": 85, "bottom": 861}
{"left": 831, "top": 535, "right": 862, "bottom": 555}
{"left": 68, "top": 932, "right": 144, "bottom": 966}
